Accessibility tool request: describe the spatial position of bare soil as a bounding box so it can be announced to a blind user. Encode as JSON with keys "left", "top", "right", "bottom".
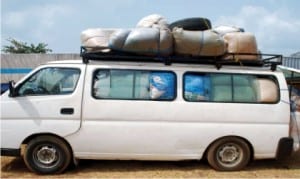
{"left": 1, "top": 151, "right": 300, "bottom": 178}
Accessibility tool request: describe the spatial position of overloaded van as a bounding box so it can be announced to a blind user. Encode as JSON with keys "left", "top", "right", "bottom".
{"left": 1, "top": 50, "right": 299, "bottom": 174}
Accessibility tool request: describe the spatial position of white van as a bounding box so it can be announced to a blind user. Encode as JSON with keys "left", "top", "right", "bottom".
{"left": 0, "top": 52, "right": 298, "bottom": 174}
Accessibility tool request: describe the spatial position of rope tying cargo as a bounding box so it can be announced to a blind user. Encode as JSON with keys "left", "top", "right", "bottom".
{"left": 198, "top": 31, "right": 204, "bottom": 56}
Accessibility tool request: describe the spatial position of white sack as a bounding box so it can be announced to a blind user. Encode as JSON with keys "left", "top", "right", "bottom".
{"left": 224, "top": 32, "right": 258, "bottom": 60}
{"left": 173, "top": 28, "right": 226, "bottom": 56}
{"left": 81, "top": 28, "right": 119, "bottom": 51}
{"left": 136, "top": 14, "right": 169, "bottom": 30}
{"left": 213, "top": 25, "right": 244, "bottom": 36}
{"left": 109, "top": 28, "right": 173, "bottom": 56}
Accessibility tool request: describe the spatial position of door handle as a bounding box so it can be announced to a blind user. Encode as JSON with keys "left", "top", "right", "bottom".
{"left": 61, "top": 108, "right": 74, "bottom": 115}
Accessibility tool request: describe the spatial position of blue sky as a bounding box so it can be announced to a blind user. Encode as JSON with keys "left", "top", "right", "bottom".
{"left": 1, "top": 0, "right": 300, "bottom": 56}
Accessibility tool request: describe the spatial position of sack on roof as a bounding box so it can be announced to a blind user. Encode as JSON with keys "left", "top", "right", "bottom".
{"left": 109, "top": 28, "right": 173, "bottom": 56}
{"left": 80, "top": 14, "right": 265, "bottom": 62}
{"left": 223, "top": 32, "right": 259, "bottom": 60}
{"left": 81, "top": 28, "right": 119, "bottom": 52}
{"left": 173, "top": 28, "right": 226, "bottom": 56}
{"left": 136, "top": 14, "right": 169, "bottom": 30}
{"left": 213, "top": 25, "right": 244, "bottom": 36}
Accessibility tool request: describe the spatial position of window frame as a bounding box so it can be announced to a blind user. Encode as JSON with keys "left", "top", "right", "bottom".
{"left": 91, "top": 68, "right": 177, "bottom": 101}
{"left": 15, "top": 67, "right": 81, "bottom": 97}
{"left": 182, "top": 71, "right": 280, "bottom": 104}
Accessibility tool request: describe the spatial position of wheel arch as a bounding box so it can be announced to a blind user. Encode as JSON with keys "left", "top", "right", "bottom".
{"left": 21, "top": 133, "right": 74, "bottom": 159}
{"left": 203, "top": 135, "right": 254, "bottom": 162}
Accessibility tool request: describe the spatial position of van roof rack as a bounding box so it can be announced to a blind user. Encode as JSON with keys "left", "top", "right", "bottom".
{"left": 80, "top": 46, "right": 282, "bottom": 71}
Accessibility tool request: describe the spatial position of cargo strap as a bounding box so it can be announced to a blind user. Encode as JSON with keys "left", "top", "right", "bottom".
{"left": 198, "top": 31, "right": 204, "bottom": 56}
{"left": 234, "top": 33, "right": 240, "bottom": 63}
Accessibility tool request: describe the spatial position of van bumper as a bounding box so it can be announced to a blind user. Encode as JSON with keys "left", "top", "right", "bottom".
{"left": 276, "top": 137, "right": 294, "bottom": 159}
{"left": 0, "top": 148, "right": 21, "bottom": 156}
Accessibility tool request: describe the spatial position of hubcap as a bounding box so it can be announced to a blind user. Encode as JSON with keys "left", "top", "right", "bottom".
{"left": 219, "top": 146, "right": 239, "bottom": 162}
{"left": 36, "top": 146, "right": 58, "bottom": 165}
{"left": 217, "top": 144, "right": 242, "bottom": 167}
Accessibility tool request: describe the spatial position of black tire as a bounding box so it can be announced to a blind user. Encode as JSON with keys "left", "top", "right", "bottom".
{"left": 207, "top": 137, "right": 250, "bottom": 171}
{"left": 169, "top": 17, "right": 212, "bottom": 31}
{"left": 23, "top": 136, "right": 71, "bottom": 174}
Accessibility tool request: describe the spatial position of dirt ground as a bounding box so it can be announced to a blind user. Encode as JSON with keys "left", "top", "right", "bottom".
{"left": 1, "top": 151, "right": 300, "bottom": 178}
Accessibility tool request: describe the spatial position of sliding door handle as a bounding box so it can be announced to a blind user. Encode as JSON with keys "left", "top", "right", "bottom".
{"left": 60, "top": 108, "right": 74, "bottom": 115}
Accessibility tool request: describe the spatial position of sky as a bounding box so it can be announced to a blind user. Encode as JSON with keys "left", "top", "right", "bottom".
{"left": 1, "top": 0, "right": 300, "bottom": 56}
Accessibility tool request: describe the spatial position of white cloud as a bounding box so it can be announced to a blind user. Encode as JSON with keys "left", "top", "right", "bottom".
{"left": 2, "top": 3, "right": 75, "bottom": 52}
{"left": 215, "top": 5, "right": 300, "bottom": 56}
{"left": 3, "top": 11, "right": 25, "bottom": 28}
{"left": 3, "top": 4, "right": 73, "bottom": 29}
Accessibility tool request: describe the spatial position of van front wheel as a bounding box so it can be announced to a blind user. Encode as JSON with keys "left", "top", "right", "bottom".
{"left": 23, "top": 136, "right": 71, "bottom": 174}
{"left": 207, "top": 137, "right": 250, "bottom": 171}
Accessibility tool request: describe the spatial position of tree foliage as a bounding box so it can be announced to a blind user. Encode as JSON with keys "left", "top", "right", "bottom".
{"left": 2, "top": 38, "right": 52, "bottom": 54}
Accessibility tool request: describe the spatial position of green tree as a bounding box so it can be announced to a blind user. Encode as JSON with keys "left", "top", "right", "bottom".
{"left": 2, "top": 38, "right": 52, "bottom": 53}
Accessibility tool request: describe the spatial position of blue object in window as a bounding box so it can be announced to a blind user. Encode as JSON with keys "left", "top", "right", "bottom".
{"left": 184, "top": 74, "right": 210, "bottom": 101}
{"left": 150, "top": 72, "right": 175, "bottom": 100}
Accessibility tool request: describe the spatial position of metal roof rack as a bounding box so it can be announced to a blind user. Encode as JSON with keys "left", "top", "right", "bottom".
{"left": 80, "top": 46, "right": 282, "bottom": 71}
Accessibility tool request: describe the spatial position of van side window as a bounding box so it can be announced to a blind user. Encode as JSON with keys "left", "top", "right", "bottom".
{"left": 184, "top": 73, "right": 279, "bottom": 103}
{"left": 18, "top": 68, "right": 80, "bottom": 96}
{"left": 93, "top": 69, "right": 176, "bottom": 100}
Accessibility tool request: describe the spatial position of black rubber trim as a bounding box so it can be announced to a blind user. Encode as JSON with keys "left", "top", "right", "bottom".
{"left": 1, "top": 148, "right": 21, "bottom": 156}
{"left": 276, "top": 137, "right": 293, "bottom": 159}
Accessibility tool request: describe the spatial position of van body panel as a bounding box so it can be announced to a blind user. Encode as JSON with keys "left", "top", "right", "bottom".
{"left": 68, "top": 120, "right": 288, "bottom": 160}
{"left": 0, "top": 60, "right": 292, "bottom": 163}
{"left": 1, "top": 63, "right": 86, "bottom": 149}
{"left": 65, "top": 63, "right": 291, "bottom": 160}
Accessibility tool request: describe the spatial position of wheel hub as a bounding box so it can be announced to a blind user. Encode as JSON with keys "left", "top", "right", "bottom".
{"left": 36, "top": 146, "right": 57, "bottom": 165}
{"left": 218, "top": 145, "right": 240, "bottom": 163}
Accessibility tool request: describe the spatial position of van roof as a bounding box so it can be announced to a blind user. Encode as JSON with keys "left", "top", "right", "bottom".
{"left": 47, "top": 60, "right": 82, "bottom": 64}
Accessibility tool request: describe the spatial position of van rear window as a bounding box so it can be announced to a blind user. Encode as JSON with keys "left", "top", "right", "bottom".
{"left": 183, "top": 72, "right": 279, "bottom": 103}
{"left": 93, "top": 69, "right": 176, "bottom": 100}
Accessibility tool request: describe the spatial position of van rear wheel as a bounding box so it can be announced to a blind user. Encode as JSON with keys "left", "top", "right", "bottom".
{"left": 23, "top": 136, "right": 71, "bottom": 174}
{"left": 207, "top": 137, "right": 250, "bottom": 171}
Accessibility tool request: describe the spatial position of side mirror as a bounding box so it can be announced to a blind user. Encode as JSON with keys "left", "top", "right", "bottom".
{"left": 8, "top": 80, "right": 16, "bottom": 97}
